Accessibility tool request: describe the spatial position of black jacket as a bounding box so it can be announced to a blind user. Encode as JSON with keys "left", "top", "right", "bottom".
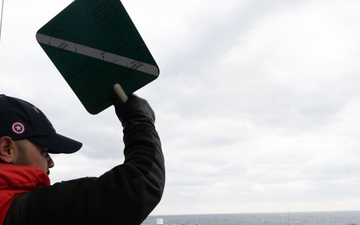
{"left": 4, "top": 95, "right": 165, "bottom": 225}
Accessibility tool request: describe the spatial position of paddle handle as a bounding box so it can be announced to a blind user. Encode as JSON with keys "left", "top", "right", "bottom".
{"left": 113, "top": 83, "right": 128, "bottom": 103}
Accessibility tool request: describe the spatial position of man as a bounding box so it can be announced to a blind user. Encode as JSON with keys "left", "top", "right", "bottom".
{"left": 0, "top": 94, "right": 165, "bottom": 225}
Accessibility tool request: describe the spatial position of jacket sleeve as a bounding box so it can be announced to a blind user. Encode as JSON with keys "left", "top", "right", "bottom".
{"left": 5, "top": 95, "right": 165, "bottom": 225}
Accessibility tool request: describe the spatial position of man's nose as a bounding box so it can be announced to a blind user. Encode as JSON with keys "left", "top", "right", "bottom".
{"left": 48, "top": 155, "right": 55, "bottom": 168}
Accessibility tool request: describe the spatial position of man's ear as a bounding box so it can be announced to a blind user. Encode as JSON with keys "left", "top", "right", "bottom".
{"left": 0, "top": 136, "right": 15, "bottom": 163}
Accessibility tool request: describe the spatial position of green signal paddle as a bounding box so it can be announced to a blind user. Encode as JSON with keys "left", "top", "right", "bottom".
{"left": 37, "top": 0, "right": 159, "bottom": 114}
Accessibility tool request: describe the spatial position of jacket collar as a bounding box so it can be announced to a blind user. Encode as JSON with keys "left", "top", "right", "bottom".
{"left": 0, "top": 163, "right": 50, "bottom": 190}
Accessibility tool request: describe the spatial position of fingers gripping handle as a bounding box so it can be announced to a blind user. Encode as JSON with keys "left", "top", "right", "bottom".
{"left": 113, "top": 83, "right": 128, "bottom": 103}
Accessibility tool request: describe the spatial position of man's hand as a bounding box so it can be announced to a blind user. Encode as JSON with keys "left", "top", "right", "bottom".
{"left": 112, "top": 94, "right": 155, "bottom": 125}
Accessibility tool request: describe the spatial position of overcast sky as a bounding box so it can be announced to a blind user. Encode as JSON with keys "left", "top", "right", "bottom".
{"left": 1, "top": 0, "right": 360, "bottom": 216}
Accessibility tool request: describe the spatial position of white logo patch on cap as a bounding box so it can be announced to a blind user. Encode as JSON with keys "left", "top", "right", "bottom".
{"left": 12, "top": 122, "right": 25, "bottom": 134}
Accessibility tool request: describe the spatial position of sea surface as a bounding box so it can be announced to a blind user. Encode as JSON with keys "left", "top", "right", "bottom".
{"left": 142, "top": 211, "right": 360, "bottom": 225}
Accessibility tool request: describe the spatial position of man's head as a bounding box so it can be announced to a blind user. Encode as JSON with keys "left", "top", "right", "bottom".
{"left": 0, "top": 94, "right": 82, "bottom": 174}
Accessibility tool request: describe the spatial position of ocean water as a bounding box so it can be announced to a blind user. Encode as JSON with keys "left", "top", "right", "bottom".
{"left": 142, "top": 211, "right": 360, "bottom": 225}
